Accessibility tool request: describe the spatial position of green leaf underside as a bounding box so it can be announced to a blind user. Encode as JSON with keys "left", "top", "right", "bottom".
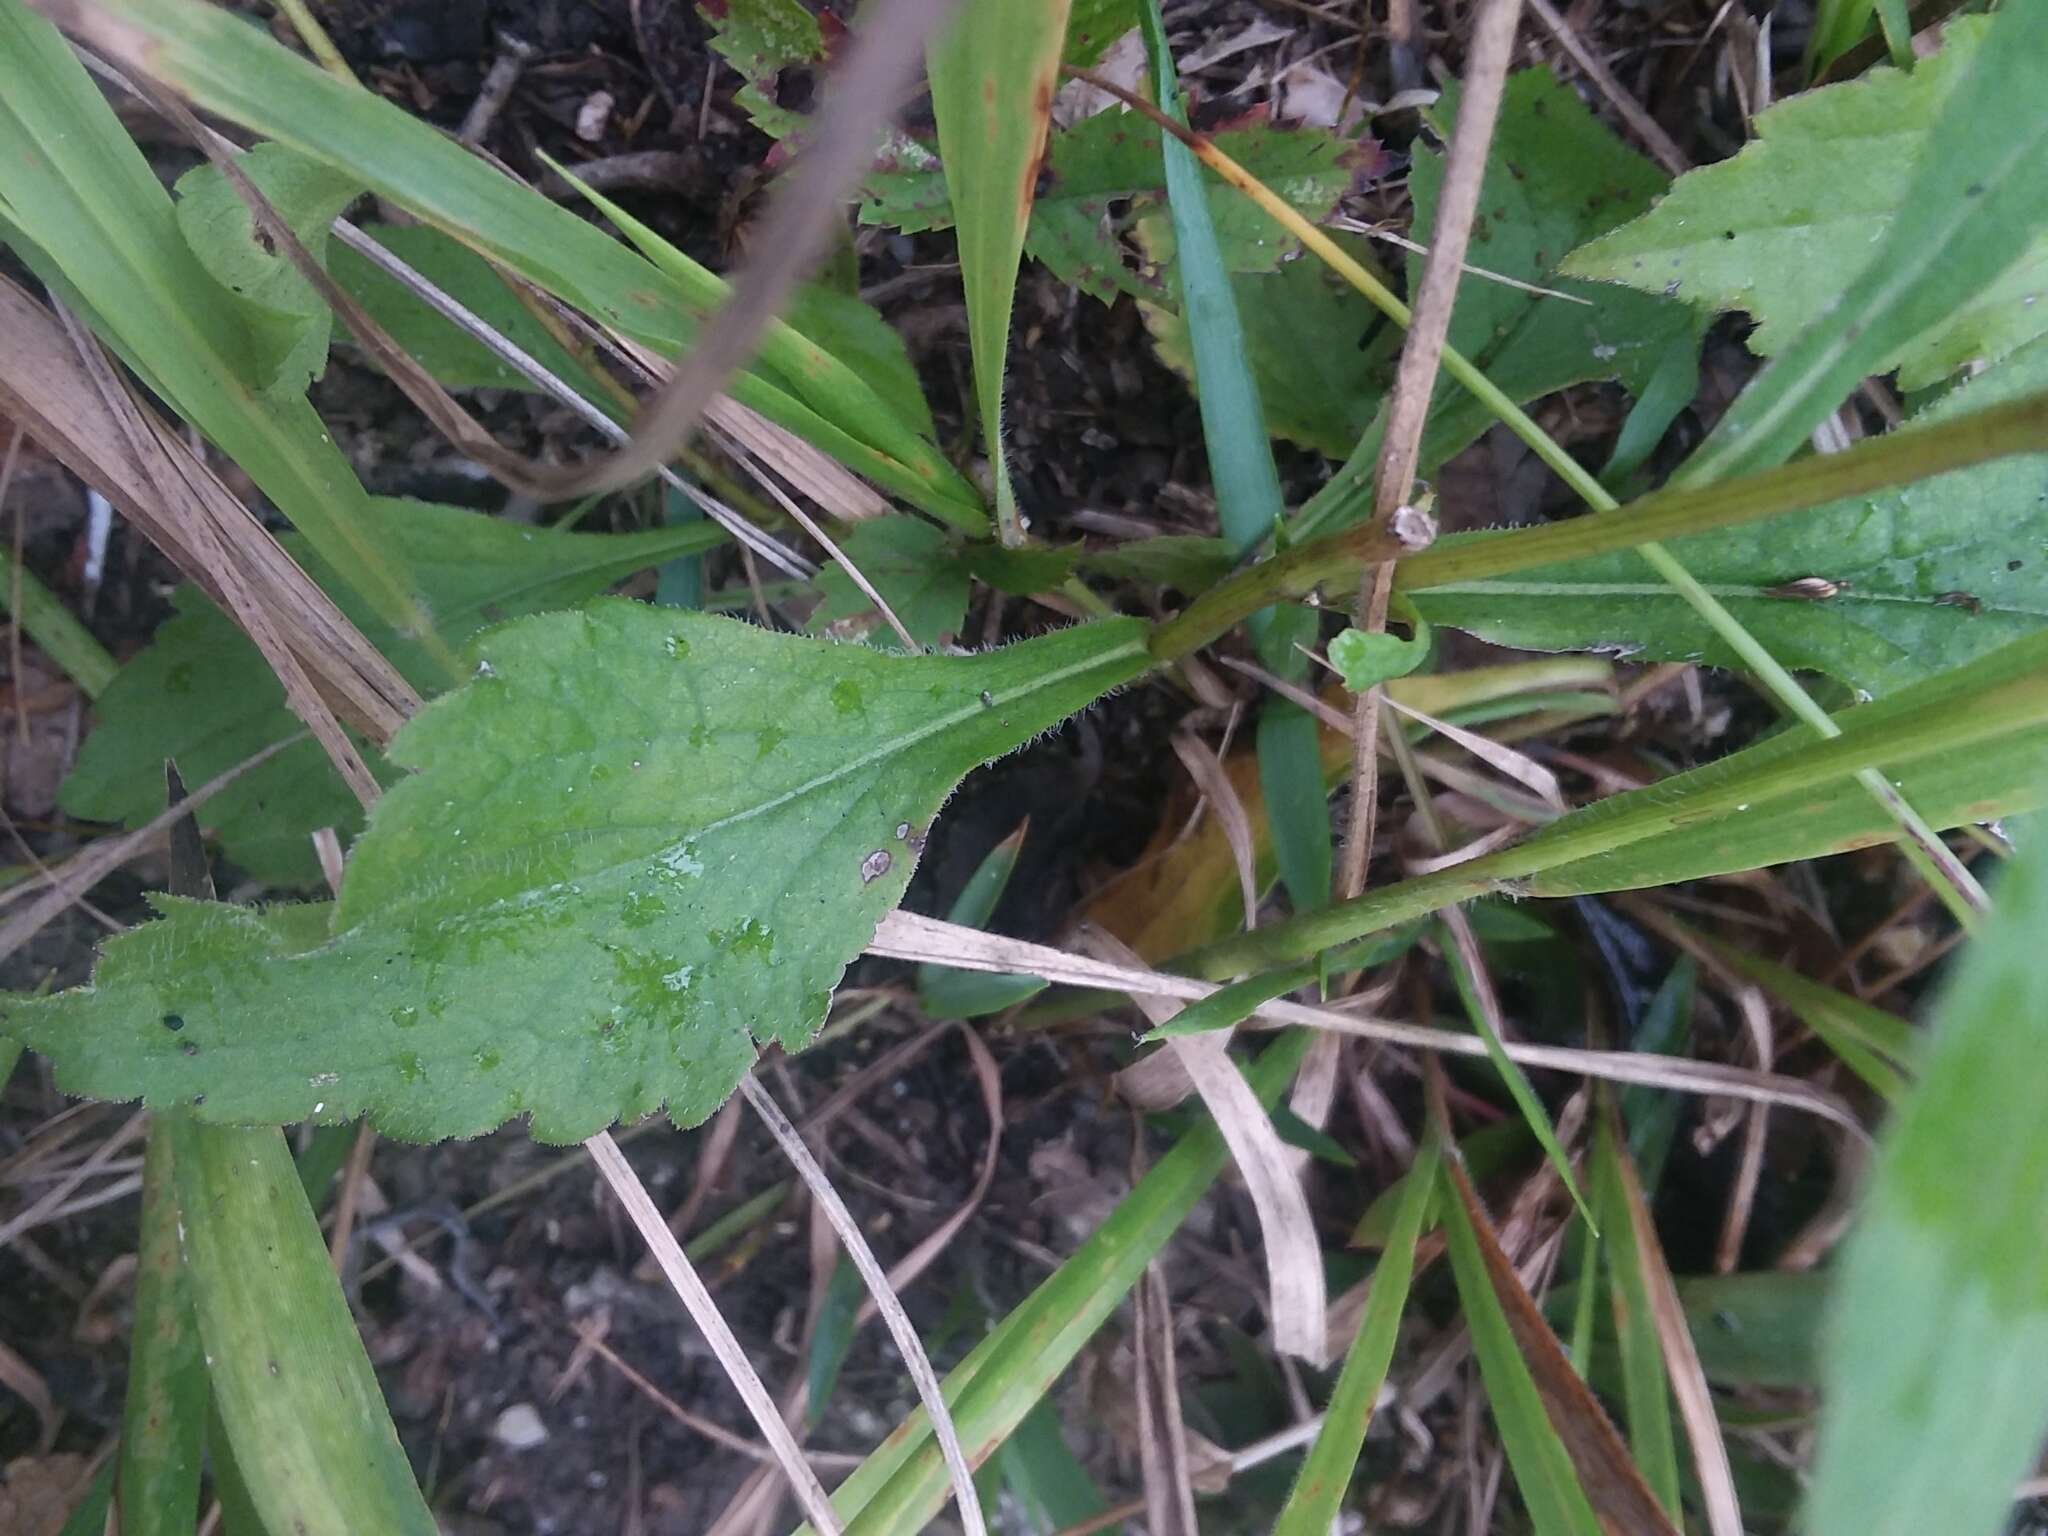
{"left": 173, "top": 143, "right": 362, "bottom": 399}
{"left": 865, "top": 112, "right": 1358, "bottom": 305}
{"left": 60, "top": 499, "right": 727, "bottom": 886}
{"left": 1408, "top": 336, "right": 2048, "bottom": 693}
{"left": 1808, "top": 812, "right": 2048, "bottom": 1536}
{"left": 1294, "top": 68, "right": 1695, "bottom": 525}
{"left": 1565, "top": 17, "right": 2047, "bottom": 392}
{"left": 808, "top": 515, "right": 970, "bottom": 649}
{"left": 10, "top": 608, "right": 1150, "bottom": 1142}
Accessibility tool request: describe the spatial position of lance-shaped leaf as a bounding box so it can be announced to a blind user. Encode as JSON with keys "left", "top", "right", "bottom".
{"left": 4, "top": 608, "right": 1151, "bottom": 1142}
{"left": 926, "top": 0, "right": 1072, "bottom": 541}
{"left": 1408, "top": 334, "right": 2048, "bottom": 695}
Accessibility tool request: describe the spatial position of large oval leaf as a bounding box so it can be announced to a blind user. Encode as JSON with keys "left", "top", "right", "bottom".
{"left": 4, "top": 607, "right": 1150, "bottom": 1142}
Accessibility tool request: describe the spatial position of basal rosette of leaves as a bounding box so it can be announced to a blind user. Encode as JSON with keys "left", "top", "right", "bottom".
{"left": 6, "top": 607, "right": 1151, "bottom": 1143}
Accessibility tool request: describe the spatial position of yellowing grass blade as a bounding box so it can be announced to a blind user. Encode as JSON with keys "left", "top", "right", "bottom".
{"left": 927, "top": 0, "right": 1072, "bottom": 544}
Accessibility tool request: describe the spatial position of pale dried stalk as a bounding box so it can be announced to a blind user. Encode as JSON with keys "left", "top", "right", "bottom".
{"left": 1170, "top": 733, "right": 1261, "bottom": 928}
{"left": 736, "top": 1075, "right": 987, "bottom": 1536}
{"left": 0, "top": 1110, "right": 146, "bottom": 1248}
{"left": 1608, "top": 1118, "right": 1745, "bottom": 1536}
{"left": 1715, "top": 988, "right": 1773, "bottom": 1274}
{"left": 584, "top": 1130, "right": 844, "bottom": 1536}
{"left": 1087, "top": 931, "right": 1328, "bottom": 1362}
{"left": 872, "top": 911, "right": 1863, "bottom": 1132}
{"left": 1133, "top": 1267, "right": 1200, "bottom": 1535}
{"left": 1337, "top": 0, "right": 1525, "bottom": 902}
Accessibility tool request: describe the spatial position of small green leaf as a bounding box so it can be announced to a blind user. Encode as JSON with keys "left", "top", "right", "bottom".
{"left": 1327, "top": 624, "right": 1429, "bottom": 693}
{"left": 11, "top": 611, "right": 1150, "bottom": 1141}
{"left": 697, "top": 0, "right": 825, "bottom": 138}
{"left": 1808, "top": 810, "right": 2048, "bottom": 1536}
{"left": 808, "top": 515, "right": 970, "bottom": 650}
{"left": 173, "top": 143, "right": 361, "bottom": 398}
{"left": 60, "top": 499, "right": 730, "bottom": 885}
{"left": 1568, "top": 17, "right": 2048, "bottom": 394}
{"left": 918, "top": 823, "right": 1046, "bottom": 1020}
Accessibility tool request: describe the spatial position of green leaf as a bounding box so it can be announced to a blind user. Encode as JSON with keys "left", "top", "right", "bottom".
{"left": 173, "top": 143, "right": 361, "bottom": 399}
{"left": 328, "top": 222, "right": 596, "bottom": 392}
{"left": 10, "top": 611, "right": 1150, "bottom": 1142}
{"left": 1061, "top": 0, "right": 1136, "bottom": 66}
{"left": 999, "top": 1401, "right": 1113, "bottom": 1532}
{"left": 698, "top": 0, "right": 826, "bottom": 138}
{"left": 926, "top": 0, "right": 1071, "bottom": 540}
{"left": 61, "top": 499, "right": 729, "bottom": 886}
{"left": 1808, "top": 810, "right": 2048, "bottom": 1536}
{"left": 170, "top": 1119, "right": 437, "bottom": 1536}
{"left": 1590, "top": 1116, "right": 1680, "bottom": 1517}
{"left": 1328, "top": 624, "right": 1429, "bottom": 692}
{"left": 1408, "top": 335, "right": 2048, "bottom": 694}
{"left": 1273, "top": 1134, "right": 1440, "bottom": 1536}
{"left": 808, "top": 515, "right": 970, "bottom": 650}
{"left": 1568, "top": 17, "right": 2048, "bottom": 394}
{"left": 867, "top": 113, "right": 1358, "bottom": 305}
{"left": 1295, "top": 68, "right": 1698, "bottom": 541}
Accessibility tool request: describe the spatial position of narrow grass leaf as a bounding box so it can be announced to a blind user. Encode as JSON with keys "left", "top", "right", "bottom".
{"left": 1440, "top": 1153, "right": 1678, "bottom": 1536}
{"left": 1706, "top": 942, "right": 1912, "bottom": 1103}
{"left": 918, "top": 822, "right": 1048, "bottom": 1020}
{"left": 66, "top": 0, "right": 983, "bottom": 526}
{"left": 926, "top": 0, "right": 1072, "bottom": 542}
{"left": 1438, "top": 1155, "right": 1603, "bottom": 1536}
{"left": 1807, "top": 810, "right": 2048, "bottom": 1536}
{"left": 1589, "top": 1113, "right": 1680, "bottom": 1517}
{"left": 0, "top": 3, "right": 435, "bottom": 650}
{"left": 999, "top": 1400, "right": 1113, "bottom": 1533}
{"left": 1273, "top": 1133, "right": 1441, "bottom": 1536}
{"left": 116, "top": 1123, "right": 207, "bottom": 1536}
{"left": 1601, "top": 1104, "right": 1743, "bottom": 1536}
{"left": 1188, "top": 628, "right": 2048, "bottom": 980}
{"left": 1439, "top": 913, "right": 1595, "bottom": 1229}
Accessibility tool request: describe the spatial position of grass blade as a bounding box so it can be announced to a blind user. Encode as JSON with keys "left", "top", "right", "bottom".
{"left": 1439, "top": 1147, "right": 1678, "bottom": 1536}
{"left": 63, "top": 0, "right": 983, "bottom": 526}
{"left": 1588, "top": 1113, "right": 1680, "bottom": 1516}
{"left": 1273, "top": 1133, "right": 1441, "bottom": 1536}
{"left": 1807, "top": 808, "right": 2048, "bottom": 1536}
{"left": 1139, "top": 3, "right": 1330, "bottom": 914}
{"left": 1707, "top": 943, "right": 1913, "bottom": 1103}
{"left": 926, "top": 0, "right": 1073, "bottom": 543}
{"left": 116, "top": 1121, "right": 207, "bottom": 1536}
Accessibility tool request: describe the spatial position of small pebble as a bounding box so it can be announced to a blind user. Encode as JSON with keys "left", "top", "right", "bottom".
{"left": 493, "top": 1403, "right": 549, "bottom": 1450}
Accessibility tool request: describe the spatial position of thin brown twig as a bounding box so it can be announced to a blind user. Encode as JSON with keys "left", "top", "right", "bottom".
{"left": 1524, "top": 0, "right": 1690, "bottom": 175}
{"left": 1337, "top": 0, "right": 1525, "bottom": 907}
